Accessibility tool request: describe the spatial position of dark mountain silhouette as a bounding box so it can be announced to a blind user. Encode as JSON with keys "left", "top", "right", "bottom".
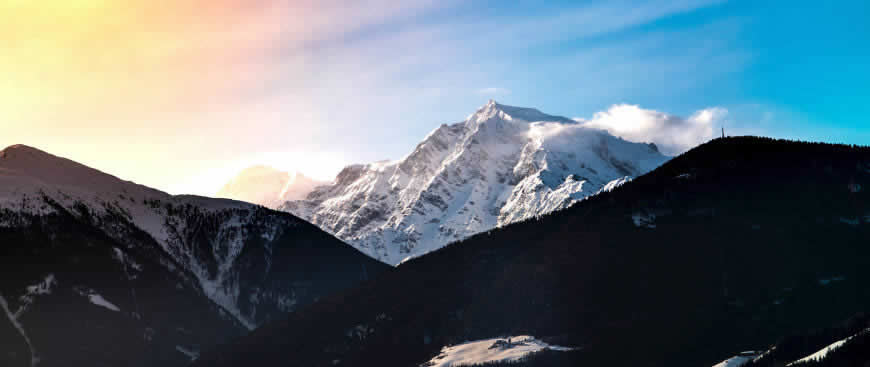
{"left": 0, "top": 145, "right": 389, "bottom": 367}
{"left": 710, "top": 313, "right": 870, "bottom": 367}
{"left": 0, "top": 205, "right": 241, "bottom": 367}
{"left": 194, "top": 137, "right": 870, "bottom": 367}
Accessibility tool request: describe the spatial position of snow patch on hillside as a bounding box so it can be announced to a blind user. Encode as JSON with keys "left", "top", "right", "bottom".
{"left": 0, "top": 292, "right": 40, "bottom": 366}
{"left": 88, "top": 294, "right": 121, "bottom": 312}
{"left": 75, "top": 288, "right": 121, "bottom": 312}
{"left": 632, "top": 212, "right": 657, "bottom": 228}
{"left": 711, "top": 352, "right": 761, "bottom": 367}
{"left": 15, "top": 274, "right": 57, "bottom": 318}
{"left": 712, "top": 356, "right": 753, "bottom": 367}
{"left": 176, "top": 345, "right": 200, "bottom": 361}
{"left": 422, "top": 335, "right": 574, "bottom": 367}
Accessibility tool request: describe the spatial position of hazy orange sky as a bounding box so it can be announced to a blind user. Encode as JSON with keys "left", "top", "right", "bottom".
{"left": 1, "top": 0, "right": 445, "bottom": 194}
{"left": 3, "top": 0, "right": 866, "bottom": 196}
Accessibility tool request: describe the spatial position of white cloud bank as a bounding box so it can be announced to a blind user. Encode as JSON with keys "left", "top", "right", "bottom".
{"left": 579, "top": 104, "right": 727, "bottom": 156}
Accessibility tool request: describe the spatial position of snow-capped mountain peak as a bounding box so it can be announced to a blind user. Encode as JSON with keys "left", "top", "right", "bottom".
{"left": 469, "top": 100, "right": 575, "bottom": 125}
{"left": 0, "top": 144, "right": 173, "bottom": 214}
{"left": 278, "top": 102, "right": 670, "bottom": 265}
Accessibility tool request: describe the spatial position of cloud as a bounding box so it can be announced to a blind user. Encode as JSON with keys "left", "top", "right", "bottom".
{"left": 581, "top": 104, "right": 727, "bottom": 155}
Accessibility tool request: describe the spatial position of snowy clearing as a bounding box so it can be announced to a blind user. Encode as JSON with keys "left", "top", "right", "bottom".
{"left": 422, "top": 335, "right": 574, "bottom": 367}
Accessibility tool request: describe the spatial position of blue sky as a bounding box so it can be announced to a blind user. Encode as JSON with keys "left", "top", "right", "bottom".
{"left": 391, "top": 0, "right": 869, "bottom": 145}
{"left": 278, "top": 0, "right": 869, "bottom": 162}
{"left": 2, "top": 0, "right": 867, "bottom": 195}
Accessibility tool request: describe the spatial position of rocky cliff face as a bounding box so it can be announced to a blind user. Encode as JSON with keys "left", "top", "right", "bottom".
{"left": 280, "top": 101, "right": 668, "bottom": 265}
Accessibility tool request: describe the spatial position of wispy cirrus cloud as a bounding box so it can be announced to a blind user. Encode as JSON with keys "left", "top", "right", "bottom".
{"left": 1, "top": 0, "right": 748, "bottom": 195}
{"left": 245, "top": 0, "right": 745, "bottom": 148}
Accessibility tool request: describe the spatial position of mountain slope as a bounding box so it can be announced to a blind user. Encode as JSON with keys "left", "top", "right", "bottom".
{"left": 0, "top": 145, "right": 389, "bottom": 366}
{"left": 217, "top": 166, "right": 324, "bottom": 209}
{"left": 279, "top": 100, "right": 668, "bottom": 265}
{"left": 0, "top": 206, "right": 243, "bottom": 367}
{"left": 195, "top": 137, "right": 870, "bottom": 367}
{"left": 704, "top": 313, "right": 870, "bottom": 367}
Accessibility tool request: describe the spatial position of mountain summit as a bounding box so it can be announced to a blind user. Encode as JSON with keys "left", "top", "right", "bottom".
{"left": 469, "top": 99, "right": 575, "bottom": 125}
{"left": 279, "top": 101, "right": 668, "bottom": 265}
{"left": 217, "top": 166, "right": 324, "bottom": 209}
{"left": 1, "top": 144, "right": 151, "bottom": 191}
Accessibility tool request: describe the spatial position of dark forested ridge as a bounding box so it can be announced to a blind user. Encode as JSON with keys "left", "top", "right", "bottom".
{"left": 0, "top": 207, "right": 241, "bottom": 367}
{"left": 0, "top": 194, "right": 389, "bottom": 367}
{"left": 194, "top": 137, "right": 870, "bottom": 367}
{"left": 733, "top": 313, "right": 870, "bottom": 367}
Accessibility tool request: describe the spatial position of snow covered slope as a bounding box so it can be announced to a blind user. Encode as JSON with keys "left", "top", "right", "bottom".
{"left": 787, "top": 328, "right": 870, "bottom": 365}
{"left": 711, "top": 352, "right": 761, "bottom": 367}
{"left": 280, "top": 101, "right": 668, "bottom": 265}
{"left": 217, "top": 166, "right": 324, "bottom": 209}
{"left": 422, "top": 336, "right": 574, "bottom": 367}
{"left": 0, "top": 144, "right": 385, "bottom": 331}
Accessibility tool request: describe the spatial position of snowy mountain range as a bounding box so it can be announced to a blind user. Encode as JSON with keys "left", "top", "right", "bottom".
{"left": 275, "top": 100, "right": 669, "bottom": 265}
{"left": 216, "top": 166, "right": 324, "bottom": 209}
{"left": 0, "top": 144, "right": 386, "bottom": 366}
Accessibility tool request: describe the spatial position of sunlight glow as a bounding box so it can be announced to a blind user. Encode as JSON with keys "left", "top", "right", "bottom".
{"left": 167, "top": 151, "right": 347, "bottom": 197}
